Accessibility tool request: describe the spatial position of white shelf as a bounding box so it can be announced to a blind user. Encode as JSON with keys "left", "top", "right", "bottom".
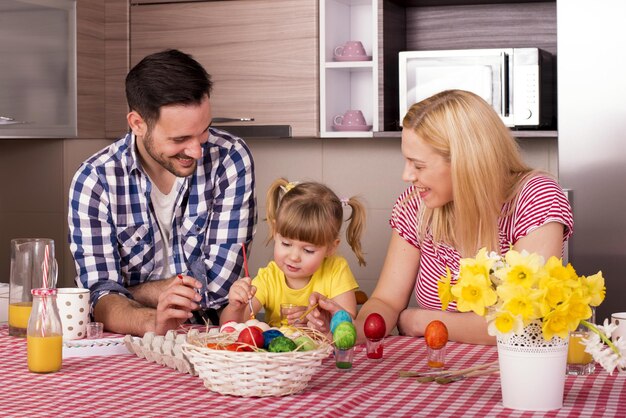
{"left": 320, "top": 0, "right": 378, "bottom": 137}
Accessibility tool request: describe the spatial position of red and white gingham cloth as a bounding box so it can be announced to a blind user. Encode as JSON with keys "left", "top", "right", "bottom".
{"left": 1, "top": 325, "right": 625, "bottom": 417}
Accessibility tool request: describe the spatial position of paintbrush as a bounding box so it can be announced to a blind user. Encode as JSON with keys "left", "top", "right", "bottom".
{"left": 296, "top": 303, "right": 319, "bottom": 323}
{"left": 398, "top": 369, "right": 448, "bottom": 378}
{"left": 435, "top": 367, "right": 500, "bottom": 384}
{"left": 415, "top": 360, "right": 498, "bottom": 383}
{"left": 241, "top": 242, "right": 255, "bottom": 320}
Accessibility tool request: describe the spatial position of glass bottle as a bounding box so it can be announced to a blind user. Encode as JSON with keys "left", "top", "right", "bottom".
{"left": 9, "top": 238, "right": 57, "bottom": 337}
{"left": 27, "top": 288, "right": 63, "bottom": 373}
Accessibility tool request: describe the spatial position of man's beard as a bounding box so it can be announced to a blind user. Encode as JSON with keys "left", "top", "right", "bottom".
{"left": 143, "top": 129, "right": 197, "bottom": 178}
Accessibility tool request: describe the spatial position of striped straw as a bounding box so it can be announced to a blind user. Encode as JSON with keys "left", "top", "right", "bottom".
{"left": 42, "top": 244, "right": 50, "bottom": 289}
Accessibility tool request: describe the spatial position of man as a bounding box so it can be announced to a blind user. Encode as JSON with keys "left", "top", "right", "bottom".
{"left": 68, "top": 49, "right": 256, "bottom": 336}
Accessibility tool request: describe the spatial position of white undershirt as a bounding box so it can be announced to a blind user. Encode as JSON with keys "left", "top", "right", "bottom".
{"left": 150, "top": 178, "right": 183, "bottom": 278}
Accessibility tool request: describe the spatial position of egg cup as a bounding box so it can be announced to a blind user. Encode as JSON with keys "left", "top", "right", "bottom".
{"left": 334, "top": 347, "right": 355, "bottom": 371}
{"left": 366, "top": 338, "right": 384, "bottom": 361}
{"left": 427, "top": 345, "right": 446, "bottom": 368}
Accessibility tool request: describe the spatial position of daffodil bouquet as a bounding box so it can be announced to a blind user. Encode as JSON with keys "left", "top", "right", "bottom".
{"left": 438, "top": 248, "right": 626, "bottom": 373}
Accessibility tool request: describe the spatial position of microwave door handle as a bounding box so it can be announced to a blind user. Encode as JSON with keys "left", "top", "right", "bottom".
{"left": 500, "top": 53, "right": 510, "bottom": 117}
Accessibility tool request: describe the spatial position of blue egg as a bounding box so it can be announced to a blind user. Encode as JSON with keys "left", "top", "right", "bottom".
{"left": 262, "top": 329, "right": 284, "bottom": 349}
{"left": 330, "top": 310, "right": 352, "bottom": 334}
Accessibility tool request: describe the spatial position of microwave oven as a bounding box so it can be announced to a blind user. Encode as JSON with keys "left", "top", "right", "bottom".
{"left": 399, "top": 48, "right": 554, "bottom": 128}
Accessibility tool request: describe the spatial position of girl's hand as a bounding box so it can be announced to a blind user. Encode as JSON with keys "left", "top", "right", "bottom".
{"left": 227, "top": 277, "right": 256, "bottom": 310}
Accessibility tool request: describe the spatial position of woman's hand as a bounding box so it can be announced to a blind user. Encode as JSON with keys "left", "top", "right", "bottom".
{"left": 305, "top": 292, "right": 343, "bottom": 334}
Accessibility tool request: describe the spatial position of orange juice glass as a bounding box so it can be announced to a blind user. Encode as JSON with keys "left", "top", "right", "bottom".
{"left": 27, "top": 334, "right": 63, "bottom": 373}
{"left": 8, "top": 302, "right": 32, "bottom": 337}
{"left": 566, "top": 310, "right": 596, "bottom": 376}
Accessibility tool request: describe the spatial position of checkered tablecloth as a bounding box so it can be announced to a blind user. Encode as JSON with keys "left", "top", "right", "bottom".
{"left": 1, "top": 325, "right": 625, "bottom": 417}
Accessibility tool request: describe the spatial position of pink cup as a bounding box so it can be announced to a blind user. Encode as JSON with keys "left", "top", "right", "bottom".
{"left": 333, "top": 110, "right": 367, "bottom": 127}
{"left": 334, "top": 41, "right": 367, "bottom": 58}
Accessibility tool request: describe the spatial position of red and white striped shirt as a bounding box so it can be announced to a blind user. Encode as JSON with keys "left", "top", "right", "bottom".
{"left": 390, "top": 175, "right": 574, "bottom": 311}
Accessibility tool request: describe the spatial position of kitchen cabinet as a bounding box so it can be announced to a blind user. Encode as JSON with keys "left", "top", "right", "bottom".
{"left": 320, "top": 0, "right": 379, "bottom": 138}
{"left": 0, "top": 0, "right": 77, "bottom": 139}
{"left": 130, "top": 0, "right": 318, "bottom": 137}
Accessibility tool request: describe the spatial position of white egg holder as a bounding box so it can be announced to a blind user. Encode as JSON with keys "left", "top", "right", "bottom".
{"left": 62, "top": 337, "right": 132, "bottom": 358}
{"left": 123, "top": 328, "right": 219, "bottom": 376}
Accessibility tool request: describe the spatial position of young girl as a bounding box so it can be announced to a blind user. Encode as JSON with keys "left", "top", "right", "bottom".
{"left": 221, "top": 178, "right": 366, "bottom": 327}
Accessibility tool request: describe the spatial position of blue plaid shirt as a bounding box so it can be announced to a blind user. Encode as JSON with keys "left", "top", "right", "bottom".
{"left": 68, "top": 129, "right": 256, "bottom": 312}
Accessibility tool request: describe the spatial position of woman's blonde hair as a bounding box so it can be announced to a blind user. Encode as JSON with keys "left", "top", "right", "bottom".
{"left": 402, "top": 89, "right": 533, "bottom": 257}
{"left": 265, "top": 178, "right": 367, "bottom": 266}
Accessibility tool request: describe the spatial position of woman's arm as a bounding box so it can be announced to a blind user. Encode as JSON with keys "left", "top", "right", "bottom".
{"left": 512, "top": 221, "right": 565, "bottom": 260}
{"left": 330, "top": 290, "right": 357, "bottom": 319}
{"left": 352, "top": 231, "right": 421, "bottom": 343}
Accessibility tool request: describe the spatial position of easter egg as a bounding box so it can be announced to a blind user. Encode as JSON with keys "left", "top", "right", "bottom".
{"left": 262, "top": 329, "right": 284, "bottom": 349}
{"left": 279, "top": 326, "right": 302, "bottom": 339}
{"left": 220, "top": 321, "right": 238, "bottom": 333}
{"left": 245, "top": 318, "right": 260, "bottom": 327}
{"left": 236, "top": 326, "right": 264, "bottom": 348}
{"left": 256, "top": 321, "right": 271, "bottom": 332}
{"left": 294, "top": 335, "right": 317, "bottom": 351}
{"left": 330, "top": 310, "right": 352, "bottom": 334}
{"left": 268, "top": 336, "right": 297, "bottom": 352}
{"left": 333, "top": 321, "right": 357, "bottom": 349}
{"left": 424, "top": 320, "right": 448, "bottom": 350}
{"left": 363, "top": 313, "right": 386, "bottom": 340}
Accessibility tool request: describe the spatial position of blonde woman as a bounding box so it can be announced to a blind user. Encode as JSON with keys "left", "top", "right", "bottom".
{"left": 222, "top": 178, "right": 367, "bottom": 327}
{"left": 309, "top": 90, "right": 573, "bottom": 345}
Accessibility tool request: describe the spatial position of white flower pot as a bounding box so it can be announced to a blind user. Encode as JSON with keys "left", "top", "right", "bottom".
{"left": 497, "top": 321, "right": 569, "bottom": 411}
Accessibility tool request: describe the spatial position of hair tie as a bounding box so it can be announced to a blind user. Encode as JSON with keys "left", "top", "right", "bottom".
{"left": 280, "top": 181, "right": 299, "bottom": 194}
{"left": 340, "top": 198, "right": 350, "bottom": 207}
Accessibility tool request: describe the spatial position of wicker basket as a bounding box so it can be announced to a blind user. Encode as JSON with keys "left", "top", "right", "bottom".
{"left": 182, "top": 328, "right": 332, "bottom": 397}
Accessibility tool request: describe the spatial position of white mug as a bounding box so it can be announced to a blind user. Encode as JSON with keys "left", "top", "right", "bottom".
{"left": 57, "top": 288, "right": 90, "bottom": 340}
{"left": 611, "top": 312, "right": 626, "bottom": 342}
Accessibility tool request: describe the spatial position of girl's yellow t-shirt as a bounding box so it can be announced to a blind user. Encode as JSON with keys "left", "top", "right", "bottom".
{"left": 251, "top": 255, "right": 359, "bottom": 327}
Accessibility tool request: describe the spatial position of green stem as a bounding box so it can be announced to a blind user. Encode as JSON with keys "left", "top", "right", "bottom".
{"left": 581, "top": 320, "right": 621, "bottom": 355}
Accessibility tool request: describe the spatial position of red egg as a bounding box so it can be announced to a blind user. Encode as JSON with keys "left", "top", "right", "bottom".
{"left": 236, "top": 325, "right": 264, "bottom": 348}
{"left": 364, "top": 313, "right": 386, "bottom": 339}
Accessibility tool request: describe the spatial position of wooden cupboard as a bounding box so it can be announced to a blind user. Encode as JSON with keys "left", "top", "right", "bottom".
{"left": 130, "top": 0, "right": 318, "bottom": 137}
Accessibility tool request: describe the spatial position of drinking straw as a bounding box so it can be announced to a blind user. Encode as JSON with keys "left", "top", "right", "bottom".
{"left": 42, "top": 244, "right": 50, "bottom": 288}
{"left": 40, "top": 244, "right": 50, "bottom": 336}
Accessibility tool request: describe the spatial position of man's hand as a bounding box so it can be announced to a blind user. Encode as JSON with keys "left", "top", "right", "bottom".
{"left": 154, "top": 274, "right": 203, "bottom": 335}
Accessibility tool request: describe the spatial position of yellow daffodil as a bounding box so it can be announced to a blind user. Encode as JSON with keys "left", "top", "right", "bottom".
{"left": 542, "top": 303, "right": 576, "bottom": 340}
{"left": 538, "top": 275, "right": 570, "bottom": 310}
{"left": 450, "top": 271, "right": 497, "bottom": 316}
{"left": 459, "top": 247, "right": 495, "bottom": 281}
{"left": 497, "top": 284, "right": 541, "bottom": 323}
{"left": 495, "top": 249, "right": 544, "bottom": 288}
{"left": 580, "top": 271, "right": 606, "bottom": 307}
{"left": 438, "top": 266, "right": 454, "bottom": 311}
{"left": 487, "top": 309, "right": 523, "bottom": 338}
{"left": 447, "top": 247, "right": 606, "bottom": 343}
{"left": 544, "top": 256, "right": 578, "bottom": 281}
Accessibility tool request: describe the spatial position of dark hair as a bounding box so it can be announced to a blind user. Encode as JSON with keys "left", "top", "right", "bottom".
{"left": 125, "top": 49, "right": 213, "bottom": 127}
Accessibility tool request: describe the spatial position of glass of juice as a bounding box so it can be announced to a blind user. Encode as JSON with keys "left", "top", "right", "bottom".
{"left": 27, "top": 288, "right": 63, "bottom": 373}
{"left": 566, "top": 309, "right": 596, "bottom": 375}
{"left": 9, "top": 238, "right": 57, "bottom": 337}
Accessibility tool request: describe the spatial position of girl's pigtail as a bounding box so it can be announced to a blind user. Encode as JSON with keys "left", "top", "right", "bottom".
{"left": 265, "top": 177, "right": 289, "bottom": 244}
{"left": 343, "top": 196, "right": 367, "bottom": 266}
